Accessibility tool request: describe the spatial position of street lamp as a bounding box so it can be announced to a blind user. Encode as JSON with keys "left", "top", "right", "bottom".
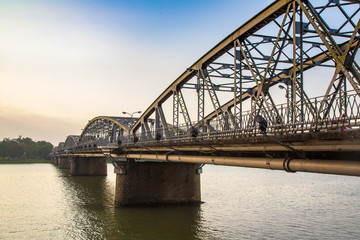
{"left": 122, "top": 111, "right": 142, "bottom": 118}
{"left": 278, "top": 85, "right": 288, "bottom": 98}
{"left": 278, "top": 84, "right": 290, "bottom": 123}
{"left": 122, "top": 111, "right": 142, "bottom": 143}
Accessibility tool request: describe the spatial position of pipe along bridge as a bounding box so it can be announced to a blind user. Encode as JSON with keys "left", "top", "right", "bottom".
{"left": 51, "top": 0, "right": 360, "bottom": 206}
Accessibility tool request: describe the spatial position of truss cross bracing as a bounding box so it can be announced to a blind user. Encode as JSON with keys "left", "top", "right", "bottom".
{"left": 126, "top": 0, "right": 360, "bottom": 141}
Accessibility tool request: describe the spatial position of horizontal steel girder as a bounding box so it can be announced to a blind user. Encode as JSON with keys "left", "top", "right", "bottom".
{"left": 113, "top": 154, "right": 360, "bottom": 177}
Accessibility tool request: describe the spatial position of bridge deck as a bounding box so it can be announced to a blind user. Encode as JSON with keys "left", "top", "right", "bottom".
{"left": 107, "top": 129, "right": 359, "bottom": 160}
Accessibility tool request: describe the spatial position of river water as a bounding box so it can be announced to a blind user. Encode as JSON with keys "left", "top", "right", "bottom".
{"left": 0, "top": 163, "right": 360, "bottom": 240}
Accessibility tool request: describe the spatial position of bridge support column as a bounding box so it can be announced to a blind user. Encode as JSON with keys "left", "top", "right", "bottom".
{"left": 114, "top": 161, "right": 201, "bottom": 206}
{"left": 58, "top": 157, "right": 71, "bottom": 169}
{"left": 70, "top": 157, "right": 107, "bottom": 176}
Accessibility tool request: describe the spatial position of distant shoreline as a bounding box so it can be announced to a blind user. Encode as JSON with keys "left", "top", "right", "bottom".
{"left": 0, "top": 158, "right": 50, "bottom": 164}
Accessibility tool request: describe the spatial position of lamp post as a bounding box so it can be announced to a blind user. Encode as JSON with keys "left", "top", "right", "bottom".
{"left": 278, "top": 85, "right": 289, "bottom": 98}
{"left": 122, "top": 111, "right": 142, "bottom": 142}
{"left": 278, "top": 85, "right": 290, "bottom": 123}
{"left": 122, "top": 111, "right": 142, "bottom": 118}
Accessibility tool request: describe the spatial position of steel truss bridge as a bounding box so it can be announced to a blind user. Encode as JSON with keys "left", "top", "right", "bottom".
{"left": 53, "top": 0, "right": 360, "bottom": 176}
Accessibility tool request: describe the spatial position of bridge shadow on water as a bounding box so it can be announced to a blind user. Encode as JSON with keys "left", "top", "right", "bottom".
{"left": 53, "top": 166, "right": 209, "bottom": 240}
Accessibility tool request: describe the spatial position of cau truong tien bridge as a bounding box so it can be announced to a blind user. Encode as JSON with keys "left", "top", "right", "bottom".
{"left": 51, "top": 0, "right": 360, "bottom": 206}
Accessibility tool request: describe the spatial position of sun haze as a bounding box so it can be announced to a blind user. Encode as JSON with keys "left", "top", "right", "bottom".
{"left": 0, "top": 0, "right": 270, "bottom": 145}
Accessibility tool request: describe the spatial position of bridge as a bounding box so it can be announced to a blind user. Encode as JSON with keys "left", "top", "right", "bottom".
{"left": 51, "top": 0, "right": 360, "bottom": 206}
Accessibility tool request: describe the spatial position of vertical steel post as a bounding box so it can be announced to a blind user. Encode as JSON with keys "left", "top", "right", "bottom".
{"left": 299, "top": 5, "right": 304, "bottom": 128}
{"left": 291, "top": 2, "right": 297, "bottom": 127}
{"left": 173, "top": 91, "right": 179, "bottom": 135}
{"left": 197, "top": 71, "right": 205, "bottom": 132}
{"left": 233, "top": 41, "right": 237, "bottom": 129}
{"left": 234, "top": 42, "right": 242, "bottom": 129}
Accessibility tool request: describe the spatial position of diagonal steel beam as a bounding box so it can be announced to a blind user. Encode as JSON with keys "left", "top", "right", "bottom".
{"left": 298, "top": 0, "right": 360, "bottom": 97}
{"left": 200, "top": 68, "right": 227, "bottom": 130}
{"left": 174, "top": 89, "right": 192, "bottom": 130}
{"left": 199, "top": 38, "right": 358, "bottom": 127}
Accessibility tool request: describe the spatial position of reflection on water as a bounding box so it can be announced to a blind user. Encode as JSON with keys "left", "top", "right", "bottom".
{"left": 0, "top": 163, "right": 360, "bottom": 239}
{"left": 56, "top": 169, "right": 115, "bottom": 239}
{"left": 55, "top": 167, "right": 205, "bottom": 240}
{"left": 109, "top": 205, "right": 203, "bottom": 240}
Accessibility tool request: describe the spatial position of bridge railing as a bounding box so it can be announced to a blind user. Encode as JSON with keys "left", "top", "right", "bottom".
{"left": 67, "top": 90, "right": 359, "bottom": 150}
{"left": 117, "top": 90, "right": 359, "bottom": 146}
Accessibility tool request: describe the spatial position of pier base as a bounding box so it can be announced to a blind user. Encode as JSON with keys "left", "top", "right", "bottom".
{"left": 52, "top": 157, "right": 59, "bottom": 165}
{"left": 58, "top": 158, "right": 71, "bottom": 169}
{"left": 70, "top": 157, "right": 107, "bottom": 176}
{"left": 115, "top": 161, "right": 201, "bottom": 206}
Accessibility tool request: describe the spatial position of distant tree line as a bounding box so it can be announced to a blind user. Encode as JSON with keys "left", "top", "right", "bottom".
{"left": 0, "top": 136, "right": 53, "bottom": 159}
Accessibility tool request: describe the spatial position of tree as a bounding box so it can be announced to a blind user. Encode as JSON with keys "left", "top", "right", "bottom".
{"left": 35, "top": 141, "right": 53, "bottom": 159}
{"left": 0, "top": 137, "right": 53, "bottom": 159}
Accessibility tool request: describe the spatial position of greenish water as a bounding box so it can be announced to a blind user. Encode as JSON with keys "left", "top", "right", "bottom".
{"left": 0, "top": 158, "right": 50, "bottom": 164}
{"left": 1, "top": 164, "right": 360, "bottom": 239}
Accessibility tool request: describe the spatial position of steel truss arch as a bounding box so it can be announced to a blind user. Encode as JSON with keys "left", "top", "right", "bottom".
{"left": 64, "top": 135, "right": 79, "bottom": 150}
{"left": 78, "top": 116, "right": 136, "bottom": 148}
{"left": 129, "top": 0, "right": 360, "bottom": 140}
{"left": 57, "top": 142, "right": 65, "bottom": 152}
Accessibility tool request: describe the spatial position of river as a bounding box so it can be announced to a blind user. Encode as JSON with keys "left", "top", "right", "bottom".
{"left": 0, "top": 163, "right": 359, "bottom": 239}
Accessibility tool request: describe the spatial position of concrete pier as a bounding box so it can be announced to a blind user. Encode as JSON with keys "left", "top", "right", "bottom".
{"left": 114, "top": 161, "right": 201, "bottom": 206}
{"left": 58, "top": 157, "right": 71, "bottom": 169}
{"left": 70, "top": 157, "right": 107, "bottom": 176}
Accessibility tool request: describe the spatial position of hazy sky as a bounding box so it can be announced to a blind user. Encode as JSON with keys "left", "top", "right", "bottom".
{"left": 0, "top": 0, "right": 275, "bottom": 145}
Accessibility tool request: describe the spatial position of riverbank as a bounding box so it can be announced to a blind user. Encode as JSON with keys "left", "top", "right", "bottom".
{"left": 0, "top": 158, "right": 50, "bottom": 164}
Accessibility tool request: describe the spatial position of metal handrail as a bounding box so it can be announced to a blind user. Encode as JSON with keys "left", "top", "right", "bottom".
{"left": 118, "top": 90, "right": 359, "bottom": 145}
{"left": 71, "top": 90, "right": 359, "bottom": 149}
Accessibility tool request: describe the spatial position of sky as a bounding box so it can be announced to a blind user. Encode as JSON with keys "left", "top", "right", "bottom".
{"left": 0, "top": 0, "right": 275, "bottom": 145}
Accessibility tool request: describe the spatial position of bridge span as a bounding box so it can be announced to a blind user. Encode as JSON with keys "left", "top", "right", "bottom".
{"left": 51, "top": 0, "right": 360, "bottom": 205}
